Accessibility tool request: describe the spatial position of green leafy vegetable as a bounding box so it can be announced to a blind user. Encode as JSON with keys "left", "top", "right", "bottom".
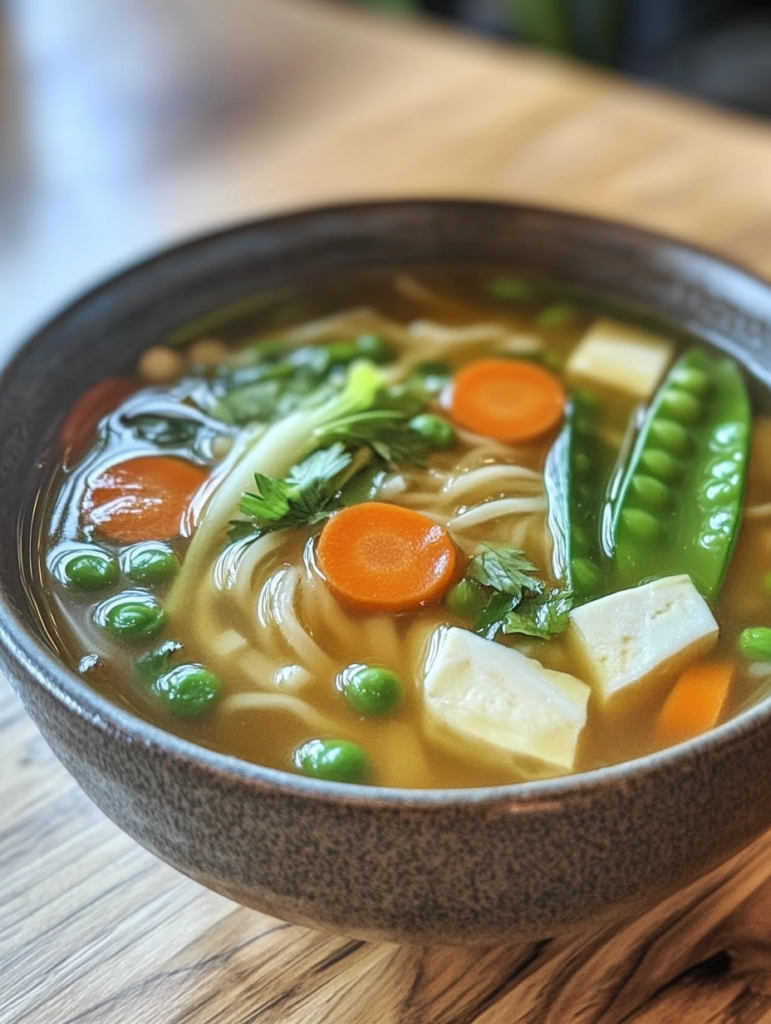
{"left": 453, "top": 544, "right": 572, "bottom": 642}
{"left": 467, "top": 544, "right": 543, "bottom": 600}
{"left": 503, "top": 590, "right": 574, "bottom": 639}
{"left": 474, "top": 590, "right": 518, "bottom": 641}
{"left": 232, "top": 443, "right": 357, "bottom": 541}
{"left": 317, "top": 409, "right": 433, "bottom": 465}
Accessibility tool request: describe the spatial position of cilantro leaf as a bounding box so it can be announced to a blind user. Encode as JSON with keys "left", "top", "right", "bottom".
{"left": 286, "top": 445, "right": 352, "bottom": 489}
{"left": 503, "top": 590, "right": 573, "bottom": 639}
{"left": 231, "top": 443, "right": 355, "bottom": 541}
{"left": 317, "top": 408, "right": 431, "bottom": 465}
{"left": 467, "top": 545, "right": 544, "bottom": 600}
{"left": 239, "top": 474, "right": 294, "bottom": 522}
{"left": 474, "top": 590, "right": 519, "bottom": 641}
{"left": 467, "top": 547, "right": 571, "bottom": 642}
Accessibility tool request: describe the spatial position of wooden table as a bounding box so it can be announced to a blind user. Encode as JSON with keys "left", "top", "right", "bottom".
{"left": 6, "top": 2, "right": 771, "bottom": 1020}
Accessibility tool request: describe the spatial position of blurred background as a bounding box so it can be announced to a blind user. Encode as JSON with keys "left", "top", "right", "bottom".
{"left": 358, "top": 0, "right": 771, "bottom": 116}
{"left": 3, "top": 0, "right": 771, "bottom": 356}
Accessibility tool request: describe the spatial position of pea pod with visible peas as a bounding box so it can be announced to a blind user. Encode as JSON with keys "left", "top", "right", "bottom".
{"left": 609, "top": 348, "right": 750, "bottom": 599}
{"left": 544, "top": 393, "right": 616, "bottom": 603}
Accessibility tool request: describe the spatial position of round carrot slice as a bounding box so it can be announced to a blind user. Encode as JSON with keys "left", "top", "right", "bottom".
{"left": 317, "top": 502, "right": 457, "bottom": 614}
{"left": 446, "top": 358, "right": 566, "bottom": 443}
{"left": 83, "top": 455, "right": 208, "bottom": 544}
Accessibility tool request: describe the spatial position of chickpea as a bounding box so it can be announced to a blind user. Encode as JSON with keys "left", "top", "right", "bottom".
{"left": 210, "top": 435, "right": 234, "bottom": 459}
{"left": 138, "top": 346, "right": 185, "bottom": 384}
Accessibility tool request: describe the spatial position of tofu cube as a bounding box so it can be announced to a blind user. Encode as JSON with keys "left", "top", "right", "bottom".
{"left": 422, "top": 627, "right": 590, "bottom": 772}
{"left": 569, "top": 575, "right": 718, "bottom": 708}
{"left": 566, "top": 317, "right": 673, "bottom": 401}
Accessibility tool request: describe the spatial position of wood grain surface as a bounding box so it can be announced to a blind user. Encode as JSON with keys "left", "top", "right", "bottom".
{"left": 5, "top": 1, "right": 771, "bottom": 1021}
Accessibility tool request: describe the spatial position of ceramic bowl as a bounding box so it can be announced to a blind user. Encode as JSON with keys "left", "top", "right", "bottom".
{"left": 4, "top": 201, "right": 771, "bottom": 945}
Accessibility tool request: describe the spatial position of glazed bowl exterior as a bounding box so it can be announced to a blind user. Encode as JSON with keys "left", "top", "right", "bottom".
{"left": 4, "top": 201, "right": 771, "bottom": 944}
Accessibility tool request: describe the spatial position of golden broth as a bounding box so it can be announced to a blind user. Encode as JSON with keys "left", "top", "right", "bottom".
{"left": 36, "top": 270, "right": 771, "bottom": 788}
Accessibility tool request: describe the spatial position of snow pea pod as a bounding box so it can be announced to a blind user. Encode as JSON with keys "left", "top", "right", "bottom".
{"left": 609, "top": 348, "right": 750, "bottom": 599}
{"left": 545, "top": 393, "right": 616, "bottom": 603}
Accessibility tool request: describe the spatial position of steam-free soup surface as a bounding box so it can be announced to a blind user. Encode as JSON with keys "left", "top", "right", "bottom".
{"left": 36, "top": 270, "right": 771, "bottom": 788}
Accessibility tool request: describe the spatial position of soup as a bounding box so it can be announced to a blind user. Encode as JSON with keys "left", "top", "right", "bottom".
{"left": 36, "top": 271, "right": 771, "bottom": 788}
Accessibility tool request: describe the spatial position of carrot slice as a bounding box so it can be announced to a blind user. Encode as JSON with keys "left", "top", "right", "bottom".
{"left": 61, "top": 377, "right": 136, "bottom": 457}
{"left": 83, "top": 455, "right": 208, "bottom": 543}
{"left": 656, "top": 660, "right": 733, "bottom": 744}
{"left": 447, "top": 358, "right": 565, "bottom": 443}
{"left": 317, "top": 502, "right": 457, "bottom": 614}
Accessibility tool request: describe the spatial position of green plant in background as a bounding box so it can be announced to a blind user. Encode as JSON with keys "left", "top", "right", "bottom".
{"left": 359, "top": 0, "right": 630, "bottom": 68}
{"left": 508, "top": 0, "right": 627, "bottom": 65}
{"left": 363, "top": 0, "right": 420, "bottom": 11}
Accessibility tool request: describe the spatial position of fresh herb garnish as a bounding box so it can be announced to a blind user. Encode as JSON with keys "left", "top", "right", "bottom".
{"left": 228, "top": 356, "right": 456, "bottom": 544}
{"left": 213, "top": 334, "right": 397, "bottom": 427}
{"left": 231, "top": 443, "right": 361, "bottom": 542}
{"left": 502, "top": 589, "right": 573, "bottom": 639}
{"left": 451, "top": 544, "right": 572, "bottom": 641}
{"left": 467, "top": 544, "right": 543, "bottom": 599}
{"left": 317, "top": 408, "right": 434, "bottom": 465}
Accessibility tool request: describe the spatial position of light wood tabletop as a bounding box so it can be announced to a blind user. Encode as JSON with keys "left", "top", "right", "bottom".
{"left": 6, "top": 2, "right": 771, "bottom": 1021}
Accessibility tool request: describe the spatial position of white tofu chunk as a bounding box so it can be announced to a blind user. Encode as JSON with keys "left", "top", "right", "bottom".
{"left": 569, "top": 575, "right": 718, "bottom": 707}
{"left": 566, "top": 317, "right": 674, "bottom": 401}
{"left": 422, "top": 627, "right": 590, "bottom": 772}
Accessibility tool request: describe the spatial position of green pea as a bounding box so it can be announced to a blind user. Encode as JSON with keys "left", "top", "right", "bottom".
{"left": 121, "top": 542, "right": 180, "bottom": 586}
{"left": 354, "top": 333, "right": 393, "bottom": 364}
{"left": 648, "top": 418, "right": 693, "bottom": 456}
{"left": 57, "top": 548, "right": 118, "bottom": 591}
{"left": 738, "top": 627, "right": 771, "bottom": 661}
{"left": 536, "top": 303, "right": 577, "bottom": 329}
{"left": 487, "top": 277, "right": 535, "bottom": 302}
{"left": 339, "top": 664, "right": 403, "bottom": 718}
{"left": 570, "top": 558, "right": 603, "bottom": 593}
{"left": 700, "top": 478, "right": 740, "bottom": 507}
{"left": 152, "top": 663, "right": 221, "bottom": 717}
{"left": 574, "top": 451, "right": 592, "bottom": 474}
{"left": 95, "top": 591, "right": 167, "bottom": 641}
{"left": 620, "top": 508, "right": 661, "bottom": 540}
{"left": 660, "top": 389, "right": 702, "bottom": 424}
{"left": 630, "top": 474, "right": 671, "bottom": 510}
{"left": 445, "top": 578, "right": 487, "bottom": 621}
{"left": 408, "top": 413, "right": 455, "bottom": 449}
{"left": 639, "top": 448, "right": 682, "bottom": 483}
{"left": 671, "top": 366, "right": 711, "bottom": 397}
{"left": 294, "top": 739, "right": 371, "bottom": 783}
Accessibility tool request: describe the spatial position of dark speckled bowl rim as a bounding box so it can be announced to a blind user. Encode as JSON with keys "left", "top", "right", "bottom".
{"left": 4, "top": 198, "right": 771, "bottom": 810}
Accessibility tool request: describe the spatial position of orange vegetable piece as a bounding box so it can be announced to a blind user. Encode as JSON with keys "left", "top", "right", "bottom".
{"left": 61, "top": 377, "right": 135, "bottom": 458}
{"left": 317, "top": 502, "right": 457, "bottom": 614}
{"left": 447, "top": 358, "right": 566, "bottom": 443}
{"left": 83, "top": 455, "right": 208, "bottom": 543}
{"left": 656, "top": 660, "right": 733, "bottom": 744}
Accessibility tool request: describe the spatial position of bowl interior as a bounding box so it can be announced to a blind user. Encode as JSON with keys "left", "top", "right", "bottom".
{"left": 5, "top": 199, "right": 771, "bottom": 796}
